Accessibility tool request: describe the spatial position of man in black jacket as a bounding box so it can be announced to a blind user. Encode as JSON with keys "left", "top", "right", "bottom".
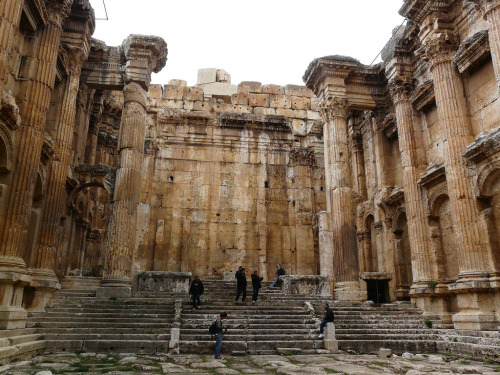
{"left": 234, "top": 267, "right": 247, "bottom": 302}
{"left": 318, "top": 303, "right": 335, "bottom": 339}
{"left": 189, "top": 275, "right": 204, "bottom": 310}
{"left": 251, "top": 270, "right": 263, "bottom": 303}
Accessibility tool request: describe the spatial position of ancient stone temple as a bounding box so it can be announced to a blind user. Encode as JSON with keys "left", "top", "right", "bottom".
{"left": 0, "top": 0, "right": 499, "bottom": 342}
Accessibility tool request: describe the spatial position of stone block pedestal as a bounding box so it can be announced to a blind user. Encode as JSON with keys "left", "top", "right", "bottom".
{"left": 335, "top": 281, "right": 366, "bottom": 301}
{"left": 323, "top": 323, "right": 338, "bottom": 352}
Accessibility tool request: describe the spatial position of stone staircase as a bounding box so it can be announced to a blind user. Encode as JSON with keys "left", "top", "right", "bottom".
{"left": 0, "top": 328, "right": 46, "bottom": 365}
{"left": 179, "top": 280, "right": 324, "bottom": 355}
{"left": 28, "top": 298, "right": 175, "bottom": 354}
{"left": 317, "top": 302, "right": 438, "bottom": 354}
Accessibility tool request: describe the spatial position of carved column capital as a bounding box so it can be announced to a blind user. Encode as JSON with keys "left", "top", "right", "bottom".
{"left": 389, "top": 76, "right": 414, "bottom": 104}
{"left": 419, "top": 32, "right": 459, "bottom": 69}
{"left": 46, "top": 0, "right": 74, "bottom": 27}
{"left": 319, "top": 97, "right": 349, "bottom": 122}
{"left": 65, "top": 45, "right": 87, "bottom": 75}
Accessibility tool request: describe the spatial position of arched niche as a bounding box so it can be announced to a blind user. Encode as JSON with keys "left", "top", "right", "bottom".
{"left": 0, "top": 122, "right": 13, "bottom": 174}
{"left": 364, "top": 214, "right": 378, "bottom": 272}
{"left": 478, "top": 166, "right": 500, "bottom": 270}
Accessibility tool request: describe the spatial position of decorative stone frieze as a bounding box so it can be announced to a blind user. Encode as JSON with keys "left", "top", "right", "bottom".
{"left": 453, "top": 30, "right": 491, "bottom": 73}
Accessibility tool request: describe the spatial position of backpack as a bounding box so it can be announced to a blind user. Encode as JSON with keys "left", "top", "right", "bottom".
{"left": 209, "top": 320, "right": 218, "bottom": 335}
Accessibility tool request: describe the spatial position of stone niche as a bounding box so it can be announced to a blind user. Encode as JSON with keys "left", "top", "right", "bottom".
{"left": 137, "top": 271, "right": 191, "bottom": 294}
{"left": 281, "top": 275, "right": 331, "bottom": 296}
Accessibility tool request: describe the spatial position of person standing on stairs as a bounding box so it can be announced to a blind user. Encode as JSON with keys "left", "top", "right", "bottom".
{"left": 215, "top": 312, "right": 228, "bottom": 360}
{"left": 189, "top": 275, "right": 204, "bottom": 310}
{"left": 235, "top": 267, "right": 247, "bottom": 302}
{"left": 270, "top": 263, "right": 285, "bottom": 287}
{"left": 251, "top": 270, "right": 263, "bottom": 303}
{"left": 318, "top": 303, "right": 335, "bottom": 339}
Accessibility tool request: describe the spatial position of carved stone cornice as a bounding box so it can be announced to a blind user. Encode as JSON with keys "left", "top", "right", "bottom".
{"left": 319, "top": 97, "right": 349, "bottom": 121}
{"left": 418, "top": 163, "right": 446, "bottom": 189}
{"left": 46, "top": 0, "right": 74, "bottom": 27}
{"left": 464, "top": 126, "right": 500, "bottom": 164}
{"left": 472, "top": 0, "right": 500, "bottom": 17}
{"left": 452, "top": 30, "right": 490, "bottom": 73}
{"left": 418, "top": 32, "right": 459, "bottom": 68}
{"left": 382, "top": 113, "right": 397, "bottom": 139}
{"left": 411, "top": 80, "right": 435, "bottom": 111}
{"left": 399, "top": 0, "right": 454, "bottom": 24}
{"left": 21, "top": 0, "right": 48, "bottom": 31}
{"left": 388, "top": 76, "right": 413, "bottom": 104}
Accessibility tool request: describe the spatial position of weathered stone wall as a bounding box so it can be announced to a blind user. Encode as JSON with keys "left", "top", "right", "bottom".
{"left": 136, "top": 80, "right": 326, "bottom": 280}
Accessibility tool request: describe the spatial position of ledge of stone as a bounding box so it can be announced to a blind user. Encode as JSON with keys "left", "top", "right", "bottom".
{"left": 137, "top": 271, "right": 191, "bottom": 294}
{"left": 281, "top": 275, "right": 331, "bottom": 296}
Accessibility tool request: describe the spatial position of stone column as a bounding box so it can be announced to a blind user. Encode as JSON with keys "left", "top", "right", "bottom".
{"left": 388, "top": 78, "right": 435, "bottom": 284}
{"left": 320, "top": 97, "right": 364, "bottom": 301}
{"left": 422, "top": 32, "right": 496, "bottom": 329}
{"left": 29, "top": 47, "right": 87, "bottom": 311}
{"left": 318, "top": 211, "right": 334, "bottom": 295}
{"left": 0, "top": 1, "right": 71, "bottom": 329}
{"left": 98, "top": 82, "right": 147, "bottom": 298}
{"left": 0, "top": 0, "right": 23, "bottom": 90}
{"left": 97, "top": 35, "right": 167, "bottom": 298}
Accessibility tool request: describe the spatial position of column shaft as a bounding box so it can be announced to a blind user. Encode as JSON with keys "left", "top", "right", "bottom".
{"left": 392, "top": 92, "right": 434, "bottom": 283}
{"left": 102, "top": 82, "right": 147, "bottom": 288}
{"left": 34, "top": 65, "right": 82, "bottom": 272}
{"left": 322, "top": 98, "right": 359, "bottom": 283}
{"left": 0, "top": 17, "right": 63, "bottom": 261}
{"left": 484, "top": 3, "right": 500, "bottom": 87}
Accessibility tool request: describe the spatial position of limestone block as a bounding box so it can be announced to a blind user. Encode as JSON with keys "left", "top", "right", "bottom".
{"left": 323, "top": 323, "right": 338, "bottom": 352}
{"left": 168, "top": 79, "right": 187, "bottom": 86}
{"left": 249, "top": 93, "right": 269, "bottom": 107}
{"left": 284, "top": 84, "right": 313, "bottom": 97}
{"left": 270, "top": 94, "right": 291, "bottom": 109}
{"left": 253, "top": 107, "right": 276, "bottom": 116}
{"left": 292, "top": 119, "right": 307, "bottom": 136}
{"left": 262, "top": 84, "right": 285, "bottom": 95}
{"left": 223, "top": 272, "right": 236, "bottom": 281}
{"left": 276, "top": 108, "right": 307, "bottom": 119}
{"left": 162, "top": 99, "right": 184, "bottom": 109}
{"left": 281, "top": 275, "right": 331, "bottom": 296}
{"left": 163, "top": 85, "right": 183, "bottom": 100}
{"left": 379, "top": 348, "right": 392, "bottom": 358}
{"left": 306, "top": 110, "right": 321, "bottom": 121}
{"left": 193, "top": 101, "right": 213, "bottom": 112}
{"left": 182, "top": 87, "right": 204, "bottom": 101}
{"left": 239, "top": 81, "right": 262, "bottom": 93}
{"left": 136, "top": 271, "right": 191, "bottom": 293}
{"left": 169, "top": 327, "right": 180, "bottom": 349}
{"left": 231, "top": 92, "right": 249, "bottom": 106}
{"left": 197, "top": 68, "right": 217, "bottom": 84}
{"left": 290, "top": 96, "right": 311, "bottom": 110}
{"left": 148, "top": 84, "right": 163, "bottom": 99}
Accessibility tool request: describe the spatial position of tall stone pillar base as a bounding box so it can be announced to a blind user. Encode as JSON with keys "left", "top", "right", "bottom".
{"left": 449, "top": 280, "right": 499, "bottom": 330}
{"left": 0, "top": 257, "right": 31, "bottom": 329}
{"left": 96, "top": 277, "right": 131, "bottom": 299}
{"left": 334, "top": 281, "right": 366, "bottom": 302}
{"left": 323, "top": 323, "right": 338, "bottom": 352}
{"left": 27, "top": 269, "right": 61, "bottom": 312}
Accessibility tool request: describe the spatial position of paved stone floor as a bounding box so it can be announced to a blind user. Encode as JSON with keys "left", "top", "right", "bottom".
{"left": 1, "top": 352, "right": 499, "bottom": 375}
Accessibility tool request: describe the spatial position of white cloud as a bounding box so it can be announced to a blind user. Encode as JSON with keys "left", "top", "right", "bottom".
{"left": 89, "top": 0, "right": 404, "bottom": 86}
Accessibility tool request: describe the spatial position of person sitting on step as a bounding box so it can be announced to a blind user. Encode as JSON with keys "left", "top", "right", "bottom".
{"left": 318, "top": 303, "right": 335, "bottom": 339}
{"left": 269, "top": 263, "right": 285, "bottom": 288}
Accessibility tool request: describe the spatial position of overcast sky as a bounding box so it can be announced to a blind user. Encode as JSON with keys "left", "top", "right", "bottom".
{"left": 88, "top": 1, "right": 405, "bottom": 87}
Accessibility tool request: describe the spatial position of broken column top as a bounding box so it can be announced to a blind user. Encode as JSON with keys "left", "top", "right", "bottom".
{"left": 121, "top": 34, "right": 168, "bottom": 73}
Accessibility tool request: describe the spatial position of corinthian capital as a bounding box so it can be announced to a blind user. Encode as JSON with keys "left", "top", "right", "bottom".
{"left": 319, "top": 97, "right": 349, "bottom": 121}
{"left": 419, "top": 32, "right": 459, "bottom": 68}
{"left": 46, "top": 0, "right": 74, "bottom": 26}
{"left": 389, "top": 76, "right": 413, "bottom": 105}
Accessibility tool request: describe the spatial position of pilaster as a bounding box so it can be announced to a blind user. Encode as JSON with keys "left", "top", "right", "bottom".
{"left": 0, "top": 0, "right": 23, "bottom": 91}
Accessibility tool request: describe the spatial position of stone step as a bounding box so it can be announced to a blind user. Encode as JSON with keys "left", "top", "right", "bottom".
{"left": 30, "top": 313, "right": 175, "bottom": 320}
{"left": 0, "top": 328, "right": 36, "bottom": 339}
{"left": 180, "top": 328, "right": 314, "bottom": 334}
{"left": 336, "top": 333, "right": 436, "bottom": 340}
{"left": 0, "top": 334, "right": 42, "bottom": 348}
{"left": 36, "top": 328, "right": 171, "bottom": 334}
{"left": 336, "top": 328, "right": 435, "bottom": 335}
{"left": 27, "top": 322, "right": 171, "bottom": 329}
{"left": 179, "top": 339, "right": 322, "bottom": 354}
{"left": 29, "top": 317, "right": 174, "bottom": 323}
{"left": 339, "top": 339, "right": 437, "bottom": 354}
{"left": 42, "top": 333, "right": 171, "bottom": 341}
{"left": 180, "top": 333, "right": 317, "bottom": 341}
{"left": 0, "top": 340, "right": 46, "bottom": 365}
{"left": 181, "top": 323, "right": 317, "bottom": 329}
{"left": 45, "top": 339, "right": 166, "bottom": 354}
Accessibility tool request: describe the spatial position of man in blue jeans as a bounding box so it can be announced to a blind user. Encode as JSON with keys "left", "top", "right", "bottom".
{"left": 215, "top": 312, "right": 228, "bottom": 359}
{"left": 318, "top": 303, "right": 335, "bottom": 338}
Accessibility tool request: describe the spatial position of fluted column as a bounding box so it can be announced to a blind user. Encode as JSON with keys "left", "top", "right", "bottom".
{"left": 423, "top": 32, "right": 497, "bottom": 329}
{"left": 0, "top": 1, "right": 71, "bottom": 329}
{"left": 320, "top": 97, "right": 364, "bottom": 301}
{"left": 99, "top": 82, "right": 147, "bottom": 296}
{"left": 28, "top": 48, "right": 86, "bottom": 311}
{"left": 0, "top": 0, "right": 23, "bottom": 90}
{"left": 389, "top": 78, "right": 435, "bottom": 284}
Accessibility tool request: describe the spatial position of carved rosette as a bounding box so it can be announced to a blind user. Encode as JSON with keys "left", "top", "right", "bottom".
{"left": 419, "top": 32, "right": 459, "bottom": 69}
{"left": 389, "top": 76, "right": 413, "bottom": 104}
{"left": 319, "top": 97, "right": 349, "bottom": 122}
